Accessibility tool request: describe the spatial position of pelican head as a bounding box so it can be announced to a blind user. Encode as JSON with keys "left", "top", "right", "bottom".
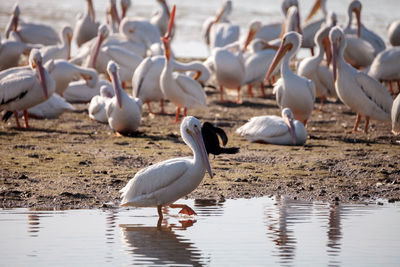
{"left": 100, "top": 85, "right": 114, "bottom": 98}
{"left": 329, "top": 26, "right": 346, "bottom": 82}
{"left": 107, "top": 61, "right": 123, "bottom": 109}
{"left": 281, "top": 0, "right": 298, "bottom": 16}
{"left": 181, "top": 116, "right": 213, "bottom": 178}
{"left": 29, "top": 49, "right": 49, "bottom": 99}
{"left": 161, "top": 4, "right": 176, "bottom": 61}
{"left": 242, "top": 21, "right": 262, "bottom": 52}
{"left": 282, "top": 108, "right": 297, "bottom": 145}
{"left": 62, "top": 26, "right": 73, "bottom": 60}
{"left": 264, "top": 31, "right": 301, "bottom": 82}
{"left": 91, "top": 24, "right": 109, "bottom": 68}
{"left": 348, "top": 0, "right": 361, "bottom": 37}
{"left": 305, "top": 0, "right": 327, "bottom": 23}
{"left": 120, "top": 0, "right": 131, "bottom": 19}
{"left": 214, "top": 0, "right": 232, "bottom": 23}
{"left": 326, "top": 11, "right": 337, "bottom": 27}
{"left": 315, "top": 25, "right": 332, "bottom": 64}
{"left": 5, "top": 3, "right": 20, "bottom": 38}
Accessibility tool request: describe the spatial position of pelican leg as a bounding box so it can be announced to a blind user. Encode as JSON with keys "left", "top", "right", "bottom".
{"left": 157, "top": 205, "right": 163, "bottom": 229}
{"left": 219, "top": 85, "right": 225, "bottom": 103}
{"left": 23, "top": 110, "right": 30, "bottom": 128}
{"left": 310, "top": 47, "right": 314, "bottom": 56}
{"left": 169, "top": 204, "right": 197, "bottom": 216}
{"left": 236, "top": 87, "right": 242, "bottom": 104}
{"left": 270, "top": 76, "right": 276, "bottom": 85}
{"left": 146, "top": 101, "right": 154, "bottom": 115}
{"left": 318, "top": 97, "right": 325, "bottom": 111}
{"left": 397, "top": 81, "right": 400, "bottom": 94}
{"left": 247, "top": 84, "right": 254, "bottom": 97}
{"left": 389, "top": 80, "right": 394, "bottom": 95}
{"left": 363, "top": 116, "right": 370, "bottom": 134}
{"left": 183, "top": 107, "right": 187, "bottom": 118}
{"left": 260, "top": 82, "right": 265, "bottom": 98}
{"left": 302, "top": 119, "right": 308, "bottom": 126}
{"left": 121, "top": 81, "right": 126, "bottom": 89}
{"left": 160, "top": 99, "right": 165, "bottom": 114}
{"left": 353, "top": 114, "right": 361, "bottom": 132}
{"left": 173, "top": 107, "right": 181, "bottom": 123}
{"left": 13, "top": 111, "right": 21, "bottom": 128}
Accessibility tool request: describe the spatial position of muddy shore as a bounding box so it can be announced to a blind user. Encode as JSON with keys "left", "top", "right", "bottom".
{"left": 1, "top": 83, "right": 400, "bottom": 209}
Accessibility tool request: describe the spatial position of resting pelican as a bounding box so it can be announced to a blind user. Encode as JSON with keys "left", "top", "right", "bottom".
{"left": 265, "top": 32, "right": 315, "bottom": 125}
{"left": 298, "top": 25, "right": 336, "bottom": 110}
{"left": 150, "top": 0, "right": 171, "bottom": 37}
{"left": 0, "top": 35, "right": 37, "bottom": 71}
{"left": 120, "top": 116, "right": 213, "bottom": 225}
{"left": 160, "top": 6, "right": 207, "bottom": 122}
{"left": 330, "top": 26, "right": 392, "bottom": 133}
{"left": 343, "top": 0, "right": 385, "bottom": 55}
{"left": 88, "top": 85, "right": 114, "bottom": 123}
{"left": 73, "top": 0, "right": 99, "bottom": 47}
{"left": 105, "top": 61, "right": 142, "bottom": 135}
{"left": 63, "top": 79, "right": 111, "bottom": 103}
{"left": 388, "top": 20, "right": 400, "bottom": 47}
{"left": 367, "top": 47, "right": 400, "bottom": 94}
{"left": 26, "top": 93, "right": 74, "bottom": 119}
{"left": 202, "top": 0, "right": 233, "bottom": 47}
{"left": 392, "top": 94, "right": 400, "bottom": 135}
{"left": 236, "top": 108, "right": 307, "bottom": 145}
{"left": 40, "top": 26, "right": 73, "bottom": 63}
{"left": 4, "top": 4, "right": 59, "bottom": 45}
{"left": 0, "top": 49, "right": 55, "bottom": 128}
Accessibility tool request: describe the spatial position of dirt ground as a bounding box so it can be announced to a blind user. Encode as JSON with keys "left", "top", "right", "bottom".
{"left": 1, "top": 79, "right": 400, "bottom": 209}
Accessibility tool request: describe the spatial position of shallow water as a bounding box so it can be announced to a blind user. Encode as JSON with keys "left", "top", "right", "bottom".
{"left": 0, "top": 0, "right": 398, "bottom": 58}
{"left": 1, "top": 197, "right": 399, "bottom": 266}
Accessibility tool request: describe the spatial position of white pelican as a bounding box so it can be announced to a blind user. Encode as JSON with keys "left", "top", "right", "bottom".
{"left": 392, "top": 94, "right": 400, "bottom": 135}
{"left": 4, "top": 4, "right": 59, "bottom": 46}
{"left": 40, "top": 26, "right": 73, "bottom": 63}
{"left": 202, "top": 0, "right": 233, "bottom": 47}
{"left": 26, "top": 93, "right": 75, "bottom": 119}
{"left": 120, "top": 116, "right": 213, "bottom": 224}
{"left": 105, "top": 61, "right": 142, "bottom": 135}
{"left": 107, "top": 0, "right": 121, "bottom": 33}
{"left": 388, "top": 20, "right": 400, "bottom": 47}
{"left": 343, "top": 0, "right": 386, "bottom": 55}
{"left": 88, "top": 85, "right": 114, "bottom": 123}
{"left": 0, "top": 49, "right": 55, "bottom": 128}
{"left": 330, "top": 26, "right": 392, "bottom": 133}
{"left": 265, "top": 32, "right": 316, "bottom": 125}
{"left": 150, "top": 0, "right": 171, "bottom": 37}
{"left": 44, "top": 59, "right": 98, "bottom": 97}
{"left": 63, "top": 79, "right": 111, "bottom": 103}
{"left": 297, "top": 25, "right": 336, "bottom": 110}
{"left": 73, "top": 0, "right": 99, "bottom": 47}
{"left": 0, "top": 35, "right": 37, "bottom": 71}
{"left": 236, "top": 108, "right": 307, "bottom": 145}
{"left": 367, "top": 47, "right": 400, "bottom": 94}
{"left": 85, "top": 24, "right": 143, "bottom": 84}
{"left": 160, "top": 6, "right": 207, "bottom": 122}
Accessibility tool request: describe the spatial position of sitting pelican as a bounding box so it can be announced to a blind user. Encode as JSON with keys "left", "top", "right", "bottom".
{"left": 265, "top": 32, "right": 316, "bottom": 125}
{"left": 236, "top": 108, "right": 307, "bottom": 145}
{"left": 26, "top": 93, "right": 74, "bottom": 119}
{"left": 160, "top": 6, "right": 207, "bottom": 122}
{"left": 120, "top": 116, "right": 213, "bottom": 226}
{"left": 0, "top": 35, "right": 37, "bottom": 71}
{"left": 4, "top": 4, "right": 59, "bottom": 45}
{"left": 63, "top": 79, "right": 111, "bottom": 103}
{"left": 88, "top": 85, "right": 114, "bottom": 123}
{"left": 297, "top": 25, "right": 336, "bottom": 110}
{"left": 330, "top": 26, "right": 392, "bottom": 133}
{"left": 105, "top": 61, "right": 142, "bottom": 135}
{"left": 73, "top": 0, "right": 99, "bottom": 47}
{"left": 0, "top": 49, "right": 55, "bottom": 128}
{"left": 392, "top": 94, "right": 400, "bottom": 135}
{"left": 40, "top": 26, "right": 73, "bottom": 63}
{"left": 388, "top": 20, "right": 400, "bottom": 47}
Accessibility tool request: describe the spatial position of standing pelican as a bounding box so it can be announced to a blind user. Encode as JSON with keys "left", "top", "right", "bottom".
{"left": 265, "top": 32, "right": 315, "bottom": 125}
{"left": 330, "top": 26, "right": 392, "bottom": 133}
{"left": 120, "top": 116, "right": 213, "bottom": 225}
{"left": 160, "top": 6, "right": 207, "bottom": 122}
{"left": 0, "top": 49, "right": 55, "bottom": 128}
{"left": 105, "top": 61, "right": 142, "bottom": 135}
{"left": 0, "top": 35, "right": 37, "bottom": 71}
{"left": 4, "top": 4, "right": 59, "bottom": 45}
{"left": 236, "top": 108, "right": 307, "bottom": 145}
{"left": 73, "top": 0, "right": 99, "bottom": 47}
{"left": 388, "top": 20, "right": 400, "bottom": 47}
{"left": 88, "top": 85, "right": 114, "bottom": 123}
{"left": 392, "top": 94, "right": 400, "bottom": 135}
{"left": 202, "top": 0, "right": 233, "bottom": 47}
{"left": 297, "top": 25, "right": 336, "bottom": 110}
{"left": 40, "top": 26, "right": 73, "bottom": 63}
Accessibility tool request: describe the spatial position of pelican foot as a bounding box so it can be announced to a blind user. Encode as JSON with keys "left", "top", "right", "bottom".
{"left": 178, "top": 206, "right": 197, "bottom": 216}
{"left": 114, "top": 132, "right": 124, "bottom": 137}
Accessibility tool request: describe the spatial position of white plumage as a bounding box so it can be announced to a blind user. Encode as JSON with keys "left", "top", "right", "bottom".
{"left": 392, "top": 94, "right": 400, "bottom": 135}
{"left": 73, "top": 0, "right": 99, "bottom": 47}
{"left": 88, "top": 85, "right": 114, "bottom": 123}
{"left": 26, "top": 93, "right": 74, "bottom": 119}
{"left": 40, "top": 26, "right": 73, "bottom": 63}
{"left": 0, "top": 35, "right": 37, "bottom": 71}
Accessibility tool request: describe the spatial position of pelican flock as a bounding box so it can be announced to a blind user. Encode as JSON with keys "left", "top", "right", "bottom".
{"left": 0, "top": 0, "right": 399, "bottom": 224}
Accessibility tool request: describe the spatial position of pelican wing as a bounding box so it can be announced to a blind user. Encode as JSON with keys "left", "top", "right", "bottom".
{"left": 302, "top": 19, "right": 324, "bottom": 48}
{"left": 102, "top": 45, "right": 142, "bottom": 68}
{"left": 174, "top": 74, "right": 206, "bottom": 107}
{"left": 317, "top": 65, "right": 336, "bottom": 98}
{"left": 237, "top": 115, "right": 288, "bottom": 139}
{"left": 306, "top": 79, "right": 316, "bottom": 102}
{"left": 355, "top": 72, "right": 393, "bottom": 114}
{"left": 120, "top": 158, "right": 188, "bottom": 205}
{"left": 132, "top": 57, "right": 153, "bottom": 98}
{"left": 0, "top": 73, "right": 35, "bottom": 108}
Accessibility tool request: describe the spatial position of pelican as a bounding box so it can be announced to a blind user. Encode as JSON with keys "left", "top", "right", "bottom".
{"left": 367, "top": 47, "right": 400, "bottom": 94}
{"left": 26, "top": 93, "right": 74, "bottom": 119}
{"left": 88, "top": 85, "right": 114, "bottom": 123}
{"left": 0, "top": 49, "right": 55, "bottom": 128}
{"left": 105, "top": 61, "right": 142, "bottom": 135}
{"left": 392, "top": 94, "right": 400, "bottom": 135}
{"left": 236, "top": 108, "right": 307, "bottom": 145}
{"left": 265, "top": 32, "right": 315, "bottom": 125}
{"left": 330, "top": 26, "right": 392, "bottom": 133}
{"left": 63, "top": 79, "right": 111, "bottom": 103}
{"left": 150, "top": 0, "right": 171, "bottom": 37}
{"left": 0, "top": 35, "right": 37, "bottom": 71}
{"left": 297, "top": 25, "right": 336, "bottom": 110}
{"left": 107, "top": 0, "right": 121, "bottom": 33}
{"left": 120, "top": 116, "right": 213, "bottom": 224}
{"left": 202, "top": 0, "right": 233, "bottom": 47}
{"left": 4, "top": 4, "right": 59, "bottom": 46}
{"left": 73, "top": 0, "right": 99, "bottom": 47}
{"left": 343, "top": 0, "right": 385, "bottom": 56}
{"left": 160, "top": 6, "right": 207, "bottom": 122}
{"left": 40, "top": 26, "right": 73, "bottom": 63}
{"left": 388, "top": 20, "right": 400, "bottom": 47}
